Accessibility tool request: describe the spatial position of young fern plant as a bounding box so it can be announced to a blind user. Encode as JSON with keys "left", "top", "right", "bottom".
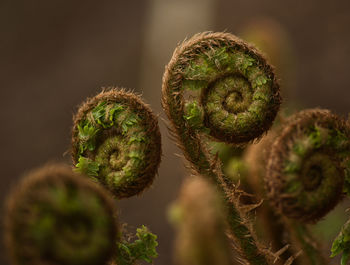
{"left": 266, "top": 108, "right": 350, "bottom": 265}
{"left": 162, "top": 32, "right": 281, "bottom": 265}
{"left": 71, "top": 88, "right": 162, "bottom": 265}
{"left": 245, "top": 118, "right": 329, "bottom": 265}
{"left": 4, "top": 164, "right": 119, "bottom": 265}
{"left": 71, "top": 88, "right": 161, "bottom": 199}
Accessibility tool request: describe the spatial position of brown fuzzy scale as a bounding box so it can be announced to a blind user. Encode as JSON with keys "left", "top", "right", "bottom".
{"left": 71, "top": 88, "right": 161, "bottom": 198}
{"left": 266, "top": 108, "right": 350, "bottom": 223}
{"left": 4, "top": 164, "right": 118, "bottom": 265}
{"left": 162, "top": 31, "right": 281, "bottom": 146}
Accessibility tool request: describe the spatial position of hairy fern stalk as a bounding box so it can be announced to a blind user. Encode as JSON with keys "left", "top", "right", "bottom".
{"left": 162, "top": 32, "right": 281, "bottom": 265}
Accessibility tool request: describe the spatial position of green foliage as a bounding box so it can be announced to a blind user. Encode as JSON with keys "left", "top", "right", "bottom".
{"left": 115, "top": 225, "right": 158, "bottom": 265}
{"left": 253, "top": 74, "right": 268, "bottom": 87}
{"left": 182, "top": 79, "right": 208, "bottom": 91}
{"left": 328, "top": 129, "right": 350, "bottom": 152}
{"left": 240, "top": 55, "right": 255, "bottom": 72}
{"left": 331, "top": 219, "right": 350, "bottom": 265}
{"left": 92, "top": 101, "right": 125, "bottom": 129}
{"left": 308, "top": 125, "right": 324, "bottom": 148}
{"left": 307, "top": 125, "right": 348, "bottom": 152}
{"left": 183, "top": 47, "right": 261, "bottom": 85}
{"left": 77, "top": 121, "right": 99, "bottom": 155}
{"left": 75, "top": 157, "right": 100, "bottom": 177}
{"left": 293, "top": 141, "right": 309, "bottom": 157}
{"left": 284, "top": 125, "right": 349, "bottom": 175}
{"left": 284, "top": 160, "right": 301, "bottom": 174}
{"left": 109, "top": 104, "right": 124, "bottom": 126}
{"left": 77, "top": 102, "right": 127, "bottom": 157}
{"left": 128, "top": 135, "right": 146, "bottom": 145}
{"left": 183, "top": 101, "right": 204, "bottom": 130}
{"left": 92, "top": 102, "right": 108, "bottom": 128}
{"left": 121, "top": 113, "right": 140, "bottom": 135}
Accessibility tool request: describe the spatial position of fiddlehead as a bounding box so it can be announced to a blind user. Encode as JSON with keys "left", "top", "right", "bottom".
{"left": 72, "top": 89, "right": 161, "bottom": 199}
{"left": 266, "top": 109, "right": 350, "bottom": 263}
{"left": 4, "top": 164, "right": 118, "bottom": 265}
{"left": 162, "top": 32, "right": 280, "bottom": 177}
{"left": 266, "top": 108, "right": 350, "bottom": 223}
{"left": 246, "top": 129, "right": 329, "bottom": 265}
{"left": 162, "top": 32, "right": 281, "bottom": 265}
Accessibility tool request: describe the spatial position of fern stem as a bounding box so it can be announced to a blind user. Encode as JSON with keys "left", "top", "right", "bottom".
{"left": 162, "top": 32, "right": 281, "bottom": 265}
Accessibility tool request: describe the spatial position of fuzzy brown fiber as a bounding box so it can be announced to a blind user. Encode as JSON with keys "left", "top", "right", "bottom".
{"left": 162, "top": 31, "right": 281, "bottom": 145}
{"left": 71, "top": 88, "right": 161, "bottom": 198}
{"left": 4, "top": 163, "right": 118, "bottom": 265}
{"left": 162, "top": 32, "right": 280, "bottom": 265}
{"left": 266, "top": 108, "right": 350, "bottom": 223}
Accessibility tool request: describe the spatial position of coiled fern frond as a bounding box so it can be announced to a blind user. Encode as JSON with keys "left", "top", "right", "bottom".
{"left": 267, "top": 109, "right": 350, "bottom": 222}
{"left": 4, "top": 164, "right": 118, "bottom": 265}
{"left": 72, "top": 89, "right": 162, "bottom": 199}
{"left": 162, "top": 32, "right": 282, "bottom": 265}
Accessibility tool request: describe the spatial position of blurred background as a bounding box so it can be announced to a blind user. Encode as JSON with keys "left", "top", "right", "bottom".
{"left": 1, "top": 0, "right": 349, "bottom": 264}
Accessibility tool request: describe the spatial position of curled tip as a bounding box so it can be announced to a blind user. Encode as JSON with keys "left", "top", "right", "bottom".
{"left": 72, "top": 88, "right": 162, "bottom": 199}
{"left": 162, "top": 31, "right": 281, "bottom": 145}
{"left": 4, "top": 164, "right": 118, "bottom": 265}
{"left": 266, "top": 109, "right": 350, "bottom": 223}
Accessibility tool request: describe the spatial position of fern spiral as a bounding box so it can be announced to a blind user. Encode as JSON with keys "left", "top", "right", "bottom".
{"left": 163, "top": 31, "right": 280, "bottom": 147}
{"left": 266, "top": 109, "right": 350, "bottom": 223}
{"left": 72, "top": 89, "right": 161, "bottom": 199}
{"left": 162, "top": 32, "right": 281, "bottom": 265}
{"left": 4, "top": 164, "right": 118, "bottom": 265}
